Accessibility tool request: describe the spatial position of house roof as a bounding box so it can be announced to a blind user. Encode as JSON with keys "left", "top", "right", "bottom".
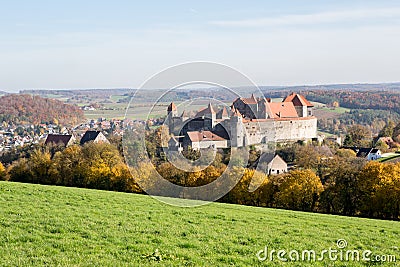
{"left": 187, "top": 131, "right": 226, "bottom": 142}
{"left": 268, "top": 102, "right": 299, "bottom": 118}
{"left": 270, "top": 154, "right": 287, "bottom": 167}
{"left": 236, "top": 93, "right": 258, "bottom": 105}
{"left": 370, "top": 148, "right": 380, "bottom": 154}
{"left": 45, "top": 134, "right": 73, "bottom": 146}
{"left": 195, "top": 103, "right": 216, "bottom": 117}
{"left": 343, "top": 147, "right": 380, "bottom": 158}
{"left": 80, "top": 131, "right": 102, "bottom": 145}
{"left": 283, "top": 93, "right": 313, "bottom": 107}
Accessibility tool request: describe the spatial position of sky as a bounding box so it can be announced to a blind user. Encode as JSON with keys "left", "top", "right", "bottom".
{"left": 1, "top": 0, "right": 400, "bottom": 91}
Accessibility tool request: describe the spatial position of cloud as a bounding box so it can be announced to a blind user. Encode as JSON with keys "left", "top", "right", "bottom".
{"left": 210, "top": 7, "right": 400, "bottom": 27}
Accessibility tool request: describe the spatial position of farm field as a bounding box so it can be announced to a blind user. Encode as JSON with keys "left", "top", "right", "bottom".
{"left": 84, "top": 99, "right": 232, "bottom": 120}
{"left": 313, "top": 106, "right": 351, "bottom": 120}
{"left": 0, "top": 181, "right": 399, "bottom": 266}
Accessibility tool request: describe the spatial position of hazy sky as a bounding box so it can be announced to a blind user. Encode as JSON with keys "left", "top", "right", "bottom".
{"left": 1, "top": 0, "right": 400, "bottom": 91}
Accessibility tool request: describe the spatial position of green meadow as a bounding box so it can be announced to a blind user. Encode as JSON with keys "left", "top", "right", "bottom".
{"left": 0, "top": 181, "right": 399, "bottom": 266}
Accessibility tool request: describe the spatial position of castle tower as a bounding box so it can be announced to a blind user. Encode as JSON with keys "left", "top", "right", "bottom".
{"left": 167, "top": 102, "right": 178, "bottom": 117}
{"left": 216, "top": 106, "right": 230, "bottom": 120}
{"left": 257, "top": 99, "right": 270, "bottom": 119}
{"left": 230, "top": 108, "right": 245, "bottom": 147}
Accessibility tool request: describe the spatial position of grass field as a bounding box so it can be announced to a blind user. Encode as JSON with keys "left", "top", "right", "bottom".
{"left": 0, "top": 182, "right": 399, "bottom": 266}
{"left": 84, "top": 100, "right": 232, "bottom": 120}
{"left": 378, "top": 154, "right": 400, "bottom": 163}
{"left": 314, "top": 106, "right": 350, "bottom": 121}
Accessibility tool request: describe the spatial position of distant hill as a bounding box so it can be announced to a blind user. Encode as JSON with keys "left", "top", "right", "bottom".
{"left": 0, "top": 94, "right": 84, "bottom": 125}
{"left": 17, "top": 82, "right": 400, "bottom": 104}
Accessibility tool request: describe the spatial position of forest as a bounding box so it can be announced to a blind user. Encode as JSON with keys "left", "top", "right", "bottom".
{"left": 0, "top": 94, "right": 84, "bottom": 126}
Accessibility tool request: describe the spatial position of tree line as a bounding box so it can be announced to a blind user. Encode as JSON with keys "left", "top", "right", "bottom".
{"left": 1, "top": 139, "right": 399, "bottom": 220}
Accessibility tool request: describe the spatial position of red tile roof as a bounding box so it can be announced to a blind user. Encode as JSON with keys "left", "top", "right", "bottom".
{"left": 239, "top": 93, "right": 258, "bottom": 104}
{"left": 187, "top": 131, "right": 226, "bottom": 142}
{"left": 283, "top": 93, "right": 313, "bottom": 107}
{"left": 268, "top": 102, "right": 299, "bottom": 118}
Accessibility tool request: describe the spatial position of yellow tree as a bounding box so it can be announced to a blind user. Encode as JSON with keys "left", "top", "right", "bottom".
{"left": 29, "top": 149, "right": 53, "bottom": 184}
{"left": 276, "top": 169, "right": 323, "bottom": 211}
{"left": 129, "top": 162, "right": 158, "bottom": 193}
{"left": 51, "top": 145, "right": 83, "bottom": 186}
{"left": 359, "top": 161, "right": 400, "bottom": 219}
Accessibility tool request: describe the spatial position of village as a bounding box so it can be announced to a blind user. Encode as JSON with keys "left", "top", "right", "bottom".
{"left": 1, "top": 92, "right": 399, "bottom": 169}
{"left": 0, "top": 117, "right": 146, "bottom": 153}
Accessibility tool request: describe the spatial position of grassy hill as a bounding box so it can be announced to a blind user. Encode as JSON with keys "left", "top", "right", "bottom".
{"left": 0, "top": 182, "right": 399, "bottom": 266}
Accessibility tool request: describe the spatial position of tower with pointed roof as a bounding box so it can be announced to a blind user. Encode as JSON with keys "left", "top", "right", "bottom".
{"left": 167, "top": 102, "right": 178, "bottom": 117}
{"left": 216, "top": 106, "right": 230, "bottom": 120}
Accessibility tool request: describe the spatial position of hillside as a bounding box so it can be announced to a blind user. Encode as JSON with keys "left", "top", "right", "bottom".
{"left": 0, "top": 94, "right": 84, "bottom": 125}
{"left": 0, "top": 182, "right": 398, "bottom": 266}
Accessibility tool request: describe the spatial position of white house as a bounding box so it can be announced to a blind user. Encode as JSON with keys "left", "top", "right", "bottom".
{"left": 267, "top": 155, "right": 288, "bottom": 175}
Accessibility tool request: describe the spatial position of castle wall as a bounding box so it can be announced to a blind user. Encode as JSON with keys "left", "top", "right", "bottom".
{"left": 241, "top": 117, "right": 317, "bottom": 146}
{"left": 273, "top": 118, "right": 317, "bottom": 142}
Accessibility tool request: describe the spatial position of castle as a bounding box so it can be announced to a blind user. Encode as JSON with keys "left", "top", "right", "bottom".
{"left": 165, "top": 93, "right": 317, "bottom": 150}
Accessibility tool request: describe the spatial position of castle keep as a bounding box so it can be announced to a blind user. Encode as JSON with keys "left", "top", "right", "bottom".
{"left": 166, "top": 93, "right": 317, "bottom": 150}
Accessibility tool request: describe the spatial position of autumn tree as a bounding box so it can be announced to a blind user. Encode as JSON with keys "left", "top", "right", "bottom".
{"left": 375, "top": 140, "right": 389, "bottom": 152}
{"left": 319, "top": 157, "right": 366, "bottom": 215}
{"left": 335, "top": 149, "right": 357, "bottom": 158}
{"left": 51, "top": 145, "right": 84, "bottom": 186}
{"left": 378, "top": 121, "right": 395, "bottom": 137}
{"left": 128, "top": 162, "right": 156, "bottom": 193}
{"left": 294, "top": 145, "right": 333, "bottom": 171}
{"left": 276, "top": 169, "right": 323, "bottom": 211}
{"left": 393, "top": 122, "right": 400, "bottom": 143}
{"left": 343, "top": 125, "right": 372, "bottom": 147}
{"left": 225, "top": 168, "right": 256, "bottom": 205}
{"left": 358, "top": 161, "right": 400, "bottom": 219}
{"left": 80, "top": 143, "right": 127, "bottom": 190}
{"left": 29, "top": 149, "right": 54, "bottom": 184}
{"left": 9, "top": 158, "right": 31, "bottom": 182}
